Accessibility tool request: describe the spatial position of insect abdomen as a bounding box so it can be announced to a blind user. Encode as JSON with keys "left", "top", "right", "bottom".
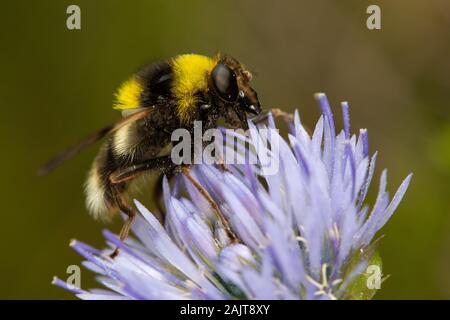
{"left": 84, "top": 143, "right": 119, "bottom": 220}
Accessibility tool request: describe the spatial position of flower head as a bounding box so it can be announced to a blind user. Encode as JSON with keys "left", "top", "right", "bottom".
{"left": 54, "top": 93, "right": 412, "bottom": 300}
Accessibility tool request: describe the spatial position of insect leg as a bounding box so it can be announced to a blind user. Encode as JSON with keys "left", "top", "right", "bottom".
{"left": 249, "top": 108, "right": 293, "bottom": 125}
{"left": 181, "top": 167, "right": 238, "bottom": 243}
{"left": 108, "top": 156, "right": 182, "bottom": 258}
{"left": 110, "top": 155, "right": 178, "bottom": 184}
{"left": 109, "top": 185, "right": 136, "bottom": 259}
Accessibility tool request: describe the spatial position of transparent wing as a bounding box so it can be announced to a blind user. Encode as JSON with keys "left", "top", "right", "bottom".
{"left": 37, "top": 108, "right": 153, "bottom": 176}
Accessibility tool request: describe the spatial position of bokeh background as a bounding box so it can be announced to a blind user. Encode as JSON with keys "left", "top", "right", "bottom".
{"left": 0, "top": 0, "right": 449, "bottom": 299}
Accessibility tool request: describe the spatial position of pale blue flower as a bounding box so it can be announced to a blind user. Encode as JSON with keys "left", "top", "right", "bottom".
{"left": 53, "top": 93, "right": 412, "bottom": 300}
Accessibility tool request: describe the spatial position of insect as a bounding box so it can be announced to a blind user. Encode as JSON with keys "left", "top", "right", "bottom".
{"left": 38, "top": 53, "right": 262, "bottom": 257}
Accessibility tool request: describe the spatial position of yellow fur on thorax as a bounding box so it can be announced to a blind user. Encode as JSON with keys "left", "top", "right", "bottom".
{"left": 113, "top": 76, "right": 143, "bottom": 110}
{"left": 171, "top": 54, "right": 218, "bottom": 123}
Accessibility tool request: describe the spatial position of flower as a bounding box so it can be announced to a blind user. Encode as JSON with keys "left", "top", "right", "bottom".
{"left": 53, "top": 93, "right": 412, "bottom": 300}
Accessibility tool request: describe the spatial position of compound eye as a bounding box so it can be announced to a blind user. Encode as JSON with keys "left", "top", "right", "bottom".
{"left": 211, "top": 63, "right": 238, "bottom": 102}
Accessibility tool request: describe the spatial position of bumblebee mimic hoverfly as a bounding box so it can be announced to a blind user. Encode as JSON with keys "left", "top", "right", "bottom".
{"left": 38, "top": 53, "right": 262, "bottom": 257}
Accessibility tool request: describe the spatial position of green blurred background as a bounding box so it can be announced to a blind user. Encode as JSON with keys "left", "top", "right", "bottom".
{"left": 0, "top": 0, "right": 449, "bottom": 299}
